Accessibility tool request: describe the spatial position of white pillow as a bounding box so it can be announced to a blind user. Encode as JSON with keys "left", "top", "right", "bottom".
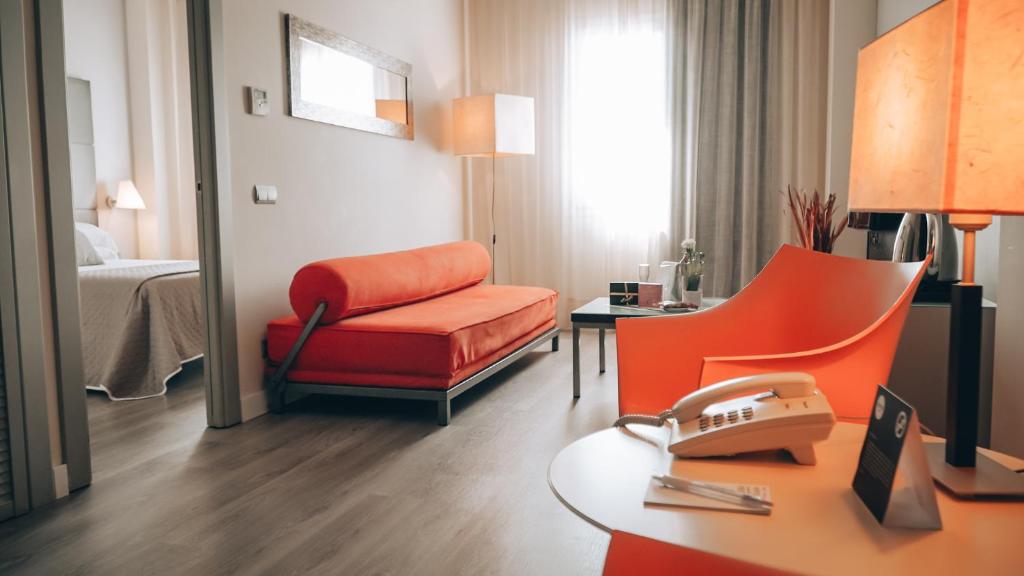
{"left": 74, "top": 228, "right": 104, "bottom": 266}
{"left": 74, "top": 222, "right": 120, "bottom": 262}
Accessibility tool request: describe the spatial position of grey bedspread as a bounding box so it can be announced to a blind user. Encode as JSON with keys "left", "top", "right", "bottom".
{"left": 78, "top": 260, "right": 203, "bottom": 400}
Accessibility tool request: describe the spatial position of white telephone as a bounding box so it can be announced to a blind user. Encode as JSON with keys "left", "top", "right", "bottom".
{"left": 615, "top": 372, "right": 836, "bottom": 465}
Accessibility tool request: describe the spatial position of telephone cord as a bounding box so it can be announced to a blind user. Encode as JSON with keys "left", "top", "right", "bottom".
{"left": 613, "top": 410, "right": 674, "bottom": 428}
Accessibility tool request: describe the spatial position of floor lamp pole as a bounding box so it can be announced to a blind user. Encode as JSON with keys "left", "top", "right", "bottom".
{"left": 490, "top": 154, "right": 496, "bottom": 284}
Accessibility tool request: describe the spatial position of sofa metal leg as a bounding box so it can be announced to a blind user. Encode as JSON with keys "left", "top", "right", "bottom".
{"left": 551, "top": 334, "right": 560, "bottom": 352}
{"left": 268, "top": 379, "right": 286, "bottom": 414}
{"left": 267, "top": 300, "right": 326, "bottom": 415}
{"left": 437, "top": 398, "right": 451, "bottom": 426}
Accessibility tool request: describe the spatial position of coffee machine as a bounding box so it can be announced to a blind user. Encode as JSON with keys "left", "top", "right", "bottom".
{"left": 851, "top": 212, "right": 959, "bottom": 302}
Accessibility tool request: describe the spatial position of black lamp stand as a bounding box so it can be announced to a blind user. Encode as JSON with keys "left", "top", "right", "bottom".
{"left": 924, "top": 228, "right": 1024, "bottom": 498}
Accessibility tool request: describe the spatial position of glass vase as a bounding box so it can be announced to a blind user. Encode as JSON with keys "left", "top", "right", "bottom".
{"left": 682, "top": 275, "right": 703, "bottom": 308}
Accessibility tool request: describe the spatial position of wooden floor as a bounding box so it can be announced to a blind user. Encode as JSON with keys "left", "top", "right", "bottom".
{"left": 0, "top": 330, "right": 621, "bottom": 575}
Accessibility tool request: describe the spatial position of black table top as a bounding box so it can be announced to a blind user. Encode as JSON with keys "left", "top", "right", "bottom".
{"left": 570, "top": 296, "right": 724, "bottom": 325}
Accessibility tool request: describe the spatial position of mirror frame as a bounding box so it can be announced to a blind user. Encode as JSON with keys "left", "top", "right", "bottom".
{"left": 285, "top": 14, "right": 414, "bottom": 140}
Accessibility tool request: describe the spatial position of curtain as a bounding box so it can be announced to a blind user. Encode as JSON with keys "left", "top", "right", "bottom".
{"left": 126, "top": 0, "right": 199, "bottom": 260}
{"left": 466, "top": 0, "right": 829, "bottom": 322}
{"left": 467, "top": 0, "right": 673, "bottom": 324}
{"left": 675, "top": 0, "right": 829, "bottom": 296}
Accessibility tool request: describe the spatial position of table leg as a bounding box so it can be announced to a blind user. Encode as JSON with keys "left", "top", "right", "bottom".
{"left": 573, "top": 325, "right": 581, "bottom": 398}
{"left": 599, "top": 328, "right": 606, "bottom": 373}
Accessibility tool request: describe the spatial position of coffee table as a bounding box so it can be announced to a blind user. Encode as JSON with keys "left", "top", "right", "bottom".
{"left": 570, "top": 297, "right": 723, "bottom": 397}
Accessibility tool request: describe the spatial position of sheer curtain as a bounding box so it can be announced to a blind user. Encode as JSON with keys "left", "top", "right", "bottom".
{"left": 466, "top": 0, "right": 829, "bottom": 320}
{"left": 126, "top": 0, "right": 199, "bottom": 260}
{"left": 467, "top": 0, "right": 673, "bottom": 324}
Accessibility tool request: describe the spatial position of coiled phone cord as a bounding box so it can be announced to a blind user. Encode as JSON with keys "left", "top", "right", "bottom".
{"left": 614, "top": 409, "right": 674, "bottom": 428}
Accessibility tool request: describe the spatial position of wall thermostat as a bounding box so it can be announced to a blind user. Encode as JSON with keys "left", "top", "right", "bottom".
{"left": 248, "top": 86, "right": 269, "bottom": 116}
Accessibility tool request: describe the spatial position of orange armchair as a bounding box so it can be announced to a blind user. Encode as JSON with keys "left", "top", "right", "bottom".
{"left": 615, "top": 245, "right": 930, "bottom": 421}
{"left": 603, "top": 531, "right": 795, "bottom": 575}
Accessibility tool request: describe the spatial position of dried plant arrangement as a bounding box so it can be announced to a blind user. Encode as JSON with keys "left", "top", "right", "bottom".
{"left": 785, "top": 186, "right": 848, "bottom": 254}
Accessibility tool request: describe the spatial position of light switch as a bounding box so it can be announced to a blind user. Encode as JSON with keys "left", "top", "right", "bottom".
{"left": 253, "top": 184, "right": 278, "bottom": 205}
{"left": 248, "top": 86, "right": 269, "bottom": 116}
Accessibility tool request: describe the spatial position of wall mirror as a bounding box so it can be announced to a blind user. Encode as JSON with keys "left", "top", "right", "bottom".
{"left": 286, "top": 14, "right": 413, "bottom": 139}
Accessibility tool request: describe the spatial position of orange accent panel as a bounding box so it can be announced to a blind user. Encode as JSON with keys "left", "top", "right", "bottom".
{"left": 375, "top": 99, "right": 408, "bottom": 124}
{"left": 602, "top": 531, "right": 794, "bottom": 576}
{"left": 615, "top": 245, "right": 930, "bottom": 420}
{"left": 289, "top": 241, "right": 491, "bottom": 324}
{"left": 268, "top": 284, "right": 557, "bottom": 389}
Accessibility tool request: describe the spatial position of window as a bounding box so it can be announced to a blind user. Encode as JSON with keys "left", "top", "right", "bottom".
{"left": 568, "top": 30, "right": 670, "bottom": 237}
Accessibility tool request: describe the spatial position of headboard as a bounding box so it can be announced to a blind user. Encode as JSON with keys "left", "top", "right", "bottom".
{"left": 67, "top": 77, "right": 98, "bottom": 226}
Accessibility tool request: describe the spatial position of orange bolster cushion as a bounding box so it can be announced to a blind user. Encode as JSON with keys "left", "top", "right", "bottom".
{"left": 289, "top": 241, "right": 491, "bottom": 324}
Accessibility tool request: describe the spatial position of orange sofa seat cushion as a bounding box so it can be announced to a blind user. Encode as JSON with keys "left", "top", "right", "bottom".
{"left": 267, "top": 284, "right": 557, "bottom": 390}
{"left": 289, "top": 241, "right": 490, "bottom": 324}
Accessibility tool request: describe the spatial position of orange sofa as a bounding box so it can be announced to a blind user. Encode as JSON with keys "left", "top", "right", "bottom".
{"left": 265, "top": 241, "right": 559, "bottom": 424}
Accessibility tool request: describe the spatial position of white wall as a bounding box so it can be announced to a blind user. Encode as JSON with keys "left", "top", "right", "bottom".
{"left": 825, "top": 0, "right": 876, "bottom": 258}
{"left": 993, "top": 217, "right": 1024, "bottom": 458}
{"left": 876, "top": 0, "right": 939, "bottom": 35}
{"left": 62, "top": 0, "right": 138, "bottom": 258}
{"left": 222, "top": 0, "right": 465, "bottom": 420}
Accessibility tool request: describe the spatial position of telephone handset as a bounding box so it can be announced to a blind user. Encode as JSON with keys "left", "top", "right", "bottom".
{"left": 615, "top": 372, "right": 835, "bottom": 465}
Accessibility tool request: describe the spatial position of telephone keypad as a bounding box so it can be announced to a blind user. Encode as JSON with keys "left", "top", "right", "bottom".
{"left": 742, "top": 406, "right": 754, "bottom": 420}
{"left": 727, "top": 410, "right": 739, "bottom": 423}
{"left": 712, "top": 414, "right": 725, "bottom": 427}
{"left": 699, "top": 416, "right": 711, "bottom": 431}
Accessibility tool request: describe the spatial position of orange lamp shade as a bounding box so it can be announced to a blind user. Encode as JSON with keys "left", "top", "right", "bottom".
{"left": 848, "top": 0, "right": 1024, "bottom": 216}
{"left": 452, "top": 94, "right": 535, "bottom": 157}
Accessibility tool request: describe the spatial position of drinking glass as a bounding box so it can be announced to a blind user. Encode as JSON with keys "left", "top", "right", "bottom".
{"left": 638, "top": 264, "right": 651, "bottom": 283}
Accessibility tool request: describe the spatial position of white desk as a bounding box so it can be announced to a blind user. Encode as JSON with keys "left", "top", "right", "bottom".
{"left": 548, "top": 423, "right": 1024, "bottom": 575}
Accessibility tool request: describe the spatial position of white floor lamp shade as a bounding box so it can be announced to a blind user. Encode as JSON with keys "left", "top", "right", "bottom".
{"left": 453, "top": 94, "right": 535, "bottom": 157}
{"left": 453, "top": 94, "right": 535, "bottom": 284}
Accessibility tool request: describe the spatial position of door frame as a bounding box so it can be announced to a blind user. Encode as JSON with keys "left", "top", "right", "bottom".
{"left": 22, "top": 0, "right": 239, "bottom": 496}
{"left": 0, "top": 0, "right": 33, "bottom": 516}
{"left": 0, "top": 0, "right": 61, "bottom": 512}
{"left": 186, "top": 0, "right": 241, "bottom": 429}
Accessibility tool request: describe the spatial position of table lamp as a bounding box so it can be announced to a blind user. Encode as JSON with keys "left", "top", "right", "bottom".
{"left": 849, "top": 0, "right": 1024, "bottom": 496}
{"left": 107, "top": 180, "right": 147, "bottom": 210}
{"left": 453, "top": 94, "right": 535, "bottom": 283}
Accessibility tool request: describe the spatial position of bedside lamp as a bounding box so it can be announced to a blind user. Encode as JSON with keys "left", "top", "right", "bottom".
{"left": 849, "top": 0, "right": 1024, "bottom": 496}
{"left": 107, "top": 180, "right": 146, "bottom": 210}
{"left": 453, "top": 94, "right": 535, "bottom": 283}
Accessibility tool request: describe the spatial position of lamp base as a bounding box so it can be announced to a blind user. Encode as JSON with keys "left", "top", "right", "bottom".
{"left": 925, "top": 443, "right": 1024, "bottom": 498}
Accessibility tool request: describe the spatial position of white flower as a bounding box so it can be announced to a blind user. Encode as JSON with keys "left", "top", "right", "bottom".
{"left": 681, "top": 239, "right": 696, "bottom": 251}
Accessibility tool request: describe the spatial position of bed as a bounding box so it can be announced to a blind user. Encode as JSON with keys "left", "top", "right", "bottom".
{"left": 77, "top": 258, "right": 203, "bottom": 400}
{"left": 69, "top": 76, "right": 203, "bottom": 400}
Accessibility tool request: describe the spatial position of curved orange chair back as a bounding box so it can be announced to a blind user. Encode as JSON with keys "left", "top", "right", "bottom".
{"left": 603, "top": 531, "right": 795, "bottom": 575}
{"left": 616, "top": 245, "right": 930, "bottom": 421}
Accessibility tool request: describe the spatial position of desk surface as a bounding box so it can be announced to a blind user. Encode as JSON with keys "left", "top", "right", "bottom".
{"left": 548, "top": 423, "right": 1024, "bottom": 575}
{"left": 570, "top": 297, "right": 725, "bottom": 324}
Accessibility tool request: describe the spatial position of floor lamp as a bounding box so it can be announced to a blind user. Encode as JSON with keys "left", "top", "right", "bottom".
{"left": 453, "top": 94, "right": 535, "bottom": 283}
{"left": 848, "top": 0, "right": 1024, "bottom": 496}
